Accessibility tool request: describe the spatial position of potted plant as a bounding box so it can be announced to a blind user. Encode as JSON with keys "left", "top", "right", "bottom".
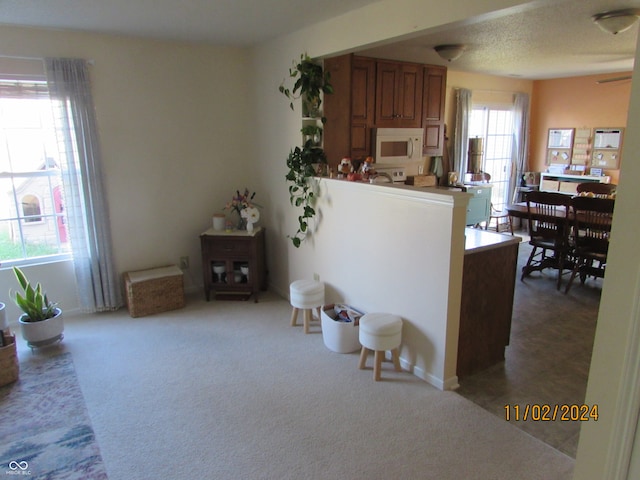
{"left": 280, "top": 53, "right": 333, "bottom": 247}
{"left": 286, "top": 141, "right": 327, "bottom": 247}
{"left": 0, "top": 301, "right": 7, "bottom": 332}
{"left": 11, "top": 266, "right": 63, "bottom": 348}
{"left": 279, "top": 53, "right": 333, "bottom": 119}
{"left": 301, "top": 124, "right": 322, "bottom": 146}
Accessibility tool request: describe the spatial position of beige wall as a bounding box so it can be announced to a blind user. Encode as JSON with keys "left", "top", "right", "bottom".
{"left": 442, "top": 70, "right": 534, "bottom": 175}
{"left": 0, "top": 26, "right": 252, "bottom": 319}
{"left": 444, "top": 70, "right": 534, "bottom": 138}
{"left": 530, "top": 73, "right": 632, "bottom": 185}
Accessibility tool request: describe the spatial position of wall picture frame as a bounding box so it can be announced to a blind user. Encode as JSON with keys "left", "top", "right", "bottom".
{"left": 547, "top": 128, "right": 574, "bottom": 149}
{"left": 546, "top": 128, "right": 575, "bottom": 165}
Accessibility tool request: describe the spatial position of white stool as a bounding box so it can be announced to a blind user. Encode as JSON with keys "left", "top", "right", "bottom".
{"left": 358, "top": 313, "right": 403, "bottom": 381}
{"left": 290, "top": 280, "right": 325, "bottom": 334}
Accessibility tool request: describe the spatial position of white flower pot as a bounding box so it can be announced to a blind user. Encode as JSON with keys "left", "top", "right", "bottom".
{"left": 0, "top": 302, "right": 7, "bottom": 331}
{"left": 19, "top": 308, "right": 64, "bottom": 348}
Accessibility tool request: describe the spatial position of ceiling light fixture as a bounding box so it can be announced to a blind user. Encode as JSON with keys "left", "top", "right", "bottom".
{"left": 592, "top": 8, "right": 640, "bottom": 35}
{"left": 596, "top": 75, "right": 632, "bottom": 84}
{"left": 434, "top": 44, "right": 466, "bottom": 62}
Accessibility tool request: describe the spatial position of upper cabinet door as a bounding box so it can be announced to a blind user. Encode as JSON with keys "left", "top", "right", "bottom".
{"left": 351, "top": 57, "right": 376, "bottom": 158}
{"left": 423, "top": 67, "right": 445, "bottom": 121}
{"left": 375, "top": 62, "right": 398, "bottom": 125}
{"left": 375, "top": 61, "right": 423, "bottom": 128}
{"left": 422, "top": 66, "right": 447, "bottom": 156}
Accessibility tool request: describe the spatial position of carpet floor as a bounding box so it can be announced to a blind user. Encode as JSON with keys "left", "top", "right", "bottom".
{"left": 5, "top": 288, "right": 574, "bottom": 480}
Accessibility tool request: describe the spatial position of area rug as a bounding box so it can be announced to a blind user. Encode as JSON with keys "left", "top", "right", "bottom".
{"left": 0, "top": 352, "right": 108, "bottom": 479}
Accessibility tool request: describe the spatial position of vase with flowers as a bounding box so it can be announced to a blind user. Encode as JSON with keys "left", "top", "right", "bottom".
{"left": 224, "top": 188, "right": 259, "bottom": 231}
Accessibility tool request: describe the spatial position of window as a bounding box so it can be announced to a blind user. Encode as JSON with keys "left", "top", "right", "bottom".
{"left": 469, "top": 105, "right": 514, "bottom": 210}
{"left": 0, "top": 80, "right": 70, "bottom": 265}
{"left": 21, "top": 194, "right": 42, "bottom": 222}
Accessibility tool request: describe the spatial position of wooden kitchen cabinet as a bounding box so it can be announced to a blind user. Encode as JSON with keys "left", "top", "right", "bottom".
{"left": 350, "top": 56, "right": 376, "bottom": 159}
{"left": 457, "top": 230, "right": 521, "bottom": 378}
{"left": 375, "top": 61, "right": 423, "bottom": 128}
{"left": 422, "top": 66, "right": 447, "bottom": 156}
{"left": 200, "top": 227, "right": 266, "bottom": 302}
{"left": 323, "top": 54, "right": 446, "bottom": 169}
{"left": 324, "top": 54, "right": 376, "bottom": 166}
{"left": 323, "top": 54, "right": 353, "bottom": 167}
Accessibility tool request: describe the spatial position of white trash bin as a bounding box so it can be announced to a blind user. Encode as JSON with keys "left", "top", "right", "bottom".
{"left": 321, "top": 304, "right": 364, "bottom": 353}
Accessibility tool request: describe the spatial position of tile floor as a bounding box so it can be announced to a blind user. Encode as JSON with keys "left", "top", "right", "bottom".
{"left": 455, "top": 230, "right": 601, "bottom": 458}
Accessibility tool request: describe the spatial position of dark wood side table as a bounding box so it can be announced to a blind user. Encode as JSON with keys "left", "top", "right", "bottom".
{"left": 200, "top": 227, "right": 266, "bottom": 303}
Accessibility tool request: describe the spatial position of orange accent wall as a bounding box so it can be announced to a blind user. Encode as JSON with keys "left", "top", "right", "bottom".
{"left": 530, "top": 73, "right": 632, "bottom": 185}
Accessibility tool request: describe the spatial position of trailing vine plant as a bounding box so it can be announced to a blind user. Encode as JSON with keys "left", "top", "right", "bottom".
{"left": 279, "top": 53, "right": 333, "bottom": 247}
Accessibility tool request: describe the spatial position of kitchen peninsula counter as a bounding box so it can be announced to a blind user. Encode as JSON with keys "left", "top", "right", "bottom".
{"left": 458, "top": 228, "right": 522, "bottom": 378}
{"left": 464, "top": 227, "right": 521, "bottom": 254}
{"left": 318, "top": 177, "right": 519, "bottom": 383}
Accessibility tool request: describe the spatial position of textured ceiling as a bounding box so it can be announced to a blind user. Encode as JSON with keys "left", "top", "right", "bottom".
{"left": 358, "top": 0, "right": 640, "bottom": 79}
{"left": 0, "top": 0, "right": 638, "bottom": 79}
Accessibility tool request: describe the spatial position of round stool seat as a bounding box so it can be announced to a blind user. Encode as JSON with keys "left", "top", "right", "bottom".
{"left": 359, "top": 313, "right": 402, "bottom": 351}
{"left": 290, "top": 280, "right": 324, "bottom": 309}
{"left": 289, "top": 280, "right": 325, "bottom": 334}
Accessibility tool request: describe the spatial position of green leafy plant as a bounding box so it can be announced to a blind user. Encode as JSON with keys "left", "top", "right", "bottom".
{"left": 300, "top": 124, "right": 322, "bottom": 136}
{"left": 285, "top": 141, "right": 327, "bottom": 247}
{"left": 280, "top": 53, "right": 333, "bottom": 248}
{"left": 11, "top": 266, "right": 58, "bottom": 322}
{"left": 301, "top": 124, "right": 322, "bottom": 146}
{"left": 279, "top": 53, "right": 334, "bottom": 121}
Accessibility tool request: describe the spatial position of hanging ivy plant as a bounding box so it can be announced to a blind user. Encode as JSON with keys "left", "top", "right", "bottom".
{"left": 280, "top": 53, "right": 333, "bottom": 247}
{"left": 285, "top": 141, "right": 327, "bottom": 247}
{"left": 279, "top": 53, "right": 334, "bottom": 120}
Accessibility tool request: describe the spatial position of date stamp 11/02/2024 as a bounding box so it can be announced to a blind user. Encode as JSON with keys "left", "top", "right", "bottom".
{"left": 504, "top": 404, "right": 599, "bottom": 422}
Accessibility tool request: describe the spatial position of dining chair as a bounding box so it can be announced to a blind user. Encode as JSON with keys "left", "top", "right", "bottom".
{"left": 576, "top": 182, "right": 617, "bottom": 198}
{"left": 521, "top": 191, "right": 572, "bottom": 290}
{"left": 485, "top": 203, "right": 514, "bottom": 235}
{"left": 564, "top": 196, "right": 615, "bottom": 294}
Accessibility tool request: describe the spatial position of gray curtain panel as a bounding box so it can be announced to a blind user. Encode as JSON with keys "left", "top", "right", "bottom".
{"left": 45, "top": 57, "right": 122, "bottom": 312}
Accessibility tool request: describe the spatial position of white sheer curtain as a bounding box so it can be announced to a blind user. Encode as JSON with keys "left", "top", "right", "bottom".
{"left": 511, "top": 92, "right": 530, "bottom": 204}
{"left": 45, "top": 58, "right": 122, "bottom": 312}
{"left": 453, "top": 88, "right": 472, "bottom": 176}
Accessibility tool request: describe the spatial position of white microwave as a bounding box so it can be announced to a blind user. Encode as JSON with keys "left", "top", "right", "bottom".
{"left": 373, "top": 128, "right": 424, "bottom": 164}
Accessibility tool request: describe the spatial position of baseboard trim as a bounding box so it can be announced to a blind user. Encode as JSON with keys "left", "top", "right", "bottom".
{"left": 269, "top": 282, "right": 288, "bottom": 301}
{"left": 398, "top": 356, "right": 457, "bottom": 391}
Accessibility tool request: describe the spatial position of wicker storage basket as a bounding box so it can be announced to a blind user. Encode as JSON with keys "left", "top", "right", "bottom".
{"left": 0, "top": 333, "right": 19, "bottom": 387}
{"left": 125, "top": 265, "right": 185, "bottom": 318}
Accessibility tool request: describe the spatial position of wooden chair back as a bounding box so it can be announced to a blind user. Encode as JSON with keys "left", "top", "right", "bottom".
{"left": 570, "top": 196, "right": 615, "bottom": 258}
{"left": 525, "top": 191, "right": 572, "bottom": 247}
{"left": 564, "top": 196, "right": 615, "bottom": 293}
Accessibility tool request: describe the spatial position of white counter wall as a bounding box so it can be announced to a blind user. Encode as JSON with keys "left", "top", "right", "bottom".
{"left": 307, "top": 179, "right": 469, "bottom": 389}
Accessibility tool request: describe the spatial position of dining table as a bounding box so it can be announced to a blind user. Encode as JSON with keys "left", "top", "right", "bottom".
{"left": 506, "top": 199, "right": 614, "bottom": 222}
{"left": 508, "top": 197, "right": 614, "bottom": 288}
{"left": 506, "top": 202, "right": 568, "bottom": 220}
